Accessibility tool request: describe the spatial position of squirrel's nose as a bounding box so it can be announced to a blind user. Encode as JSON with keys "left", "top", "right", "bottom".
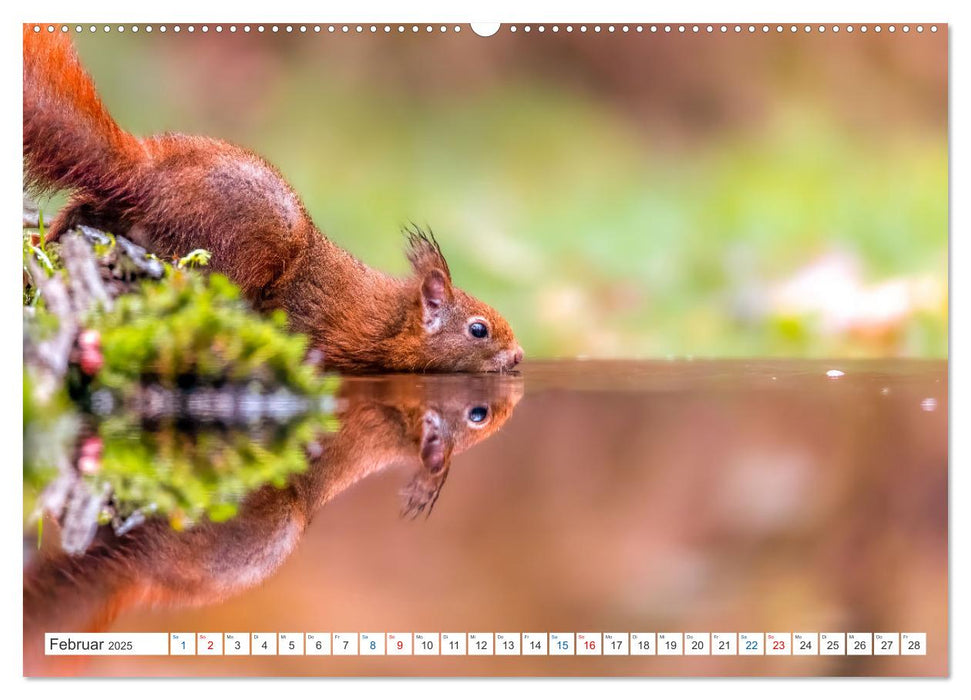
{"left": 512, "top": 346, "right": 524, "bottom": 366}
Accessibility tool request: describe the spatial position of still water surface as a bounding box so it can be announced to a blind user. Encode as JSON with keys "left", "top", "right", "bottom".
{"left": 24, "top": 360, "right": 947, "bottom": 676}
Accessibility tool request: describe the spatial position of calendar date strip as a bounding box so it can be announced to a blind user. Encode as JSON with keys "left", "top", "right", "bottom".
{"left": 46, "top": 632, "right": 928, "bottom": 657}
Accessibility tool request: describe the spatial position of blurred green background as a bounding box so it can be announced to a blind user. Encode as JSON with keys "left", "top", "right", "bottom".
{"left": 67, "top": 26, "right": 947, "bottom": 358}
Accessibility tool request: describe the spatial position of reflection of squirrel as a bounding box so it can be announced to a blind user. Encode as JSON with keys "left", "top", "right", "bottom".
{"left": 23, "top": 375, "right": 522, "bottom": 674}
{"left": 22, "top": 29, "right": 523, "bottom": 373}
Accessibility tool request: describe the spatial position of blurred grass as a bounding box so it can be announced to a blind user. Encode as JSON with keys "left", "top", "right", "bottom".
{"left": 70, "top": 36, "right": 948, "bottom": 359}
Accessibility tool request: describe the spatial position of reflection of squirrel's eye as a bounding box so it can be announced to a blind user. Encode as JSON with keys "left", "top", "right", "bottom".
{"left": 468, "top": 406, "right": 489, "bottom": 423}
{"left": 469, "top": 322, "right": 488, "bottom": 339}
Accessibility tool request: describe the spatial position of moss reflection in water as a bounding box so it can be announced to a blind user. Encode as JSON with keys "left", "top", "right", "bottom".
{"left": 23, "top": 371, "right": 79, "bottom": 522}
{"left": 92, "top": 410, "right": 336, "bottom": 530}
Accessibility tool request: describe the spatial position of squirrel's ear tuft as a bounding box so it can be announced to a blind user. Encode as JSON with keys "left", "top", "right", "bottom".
{"left": 404, "top": 224, "right": 451, "bottom": 280}
{"left": 399, "top": 469, "right": 449, "bottom": 519}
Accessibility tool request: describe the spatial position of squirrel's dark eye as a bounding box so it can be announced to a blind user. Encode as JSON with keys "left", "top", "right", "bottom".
{"left": 468, "top": 405, "right": 489, "bottom": 423}
{"left": 469, "top": 321, "right": 489, "bottom": 339}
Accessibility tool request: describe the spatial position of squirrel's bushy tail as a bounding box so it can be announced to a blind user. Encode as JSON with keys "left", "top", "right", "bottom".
{"left": 23, "top": 27, "right": 142, "bottom": 198}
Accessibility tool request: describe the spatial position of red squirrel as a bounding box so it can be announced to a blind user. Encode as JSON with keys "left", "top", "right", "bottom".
{"left": 22, "top": 28, "right": 524, "bottom": 373}
{"left": 23, "top": 374, "right": 522, "bottom": 674}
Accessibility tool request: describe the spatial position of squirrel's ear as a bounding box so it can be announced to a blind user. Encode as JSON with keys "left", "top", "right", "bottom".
{"left": 420, "top": 268, "right": 451, "bottom": 333}
{"left": 399, "top": 410, "right": 452, "bottom": 518}
{"left": 419, "top": 410, "right": 448, "bottom": 475}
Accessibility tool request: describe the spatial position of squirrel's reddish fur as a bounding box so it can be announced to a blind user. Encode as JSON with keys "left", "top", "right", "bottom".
{"left": 23, "top": 27, "right": 523, "bottom": 373}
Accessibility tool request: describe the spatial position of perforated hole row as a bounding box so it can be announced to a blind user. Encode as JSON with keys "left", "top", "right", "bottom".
{"left": 30, "top": 24, "right": 940, "bottom": 35}
{"left": 509, "top": 24, "right": 937, "bottom": 34}
{"left": 508, "top": 24, "right": 938, "bottom": 34}
{"left": 30, "top": 24, "right": 465, "bottom": 34}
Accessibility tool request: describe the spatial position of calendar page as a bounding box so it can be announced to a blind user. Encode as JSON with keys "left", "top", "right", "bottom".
{"left": 22, "top": 20, "right": 947, "bottom": 679}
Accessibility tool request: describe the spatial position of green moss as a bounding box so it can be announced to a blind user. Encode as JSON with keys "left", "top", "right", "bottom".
{"left": 90, "top": 264, "right": 332, "bottom": 397}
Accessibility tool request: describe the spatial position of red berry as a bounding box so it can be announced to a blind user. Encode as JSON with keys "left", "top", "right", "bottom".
{"left": 80, "top": 347, "right": 103, "bottom": 375}
{"left": 80, "top": 436, "right": 103, "bottom": 459}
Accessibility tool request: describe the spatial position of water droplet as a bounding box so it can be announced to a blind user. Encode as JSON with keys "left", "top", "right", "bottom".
{"left": 921, "top": 398, "right": 937, "bottom": 412}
